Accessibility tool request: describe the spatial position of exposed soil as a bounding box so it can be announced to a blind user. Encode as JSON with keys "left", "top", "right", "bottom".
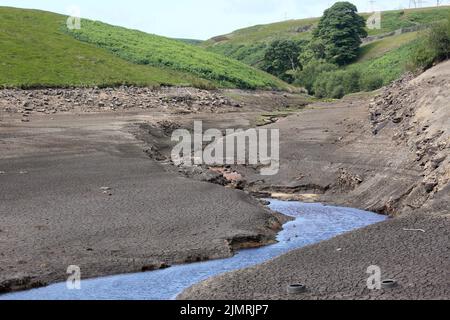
{"left": 0, "top": 87, "right": 304, "bottom": 293}
{"left": 141, "top": 63, "right": 449, "bottom": 219}
{"left": 179, "top": 213, "right": 450, "bottom": 300}
{"left": 178, "top": 61, "right": 450, "bottom": 300}
{"left": 0, "top": 61, "right": 448, "bottom": 299}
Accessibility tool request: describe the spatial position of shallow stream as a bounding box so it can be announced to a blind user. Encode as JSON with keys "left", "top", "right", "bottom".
{"left": 1, "top": 200, "right": 386, "bottom": 300}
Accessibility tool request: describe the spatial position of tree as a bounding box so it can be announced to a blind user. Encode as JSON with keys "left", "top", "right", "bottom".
{"left": 313, "top": 2, "right": 367, "bottom": 66}
{"left": 263, "top": 39, "right": 306, "bottom": 82}
{"left": 294, "top": 59, "right": 338, "bottom": 94}
{"left": 298, "top": 39, "right": 326, "bottom": 66}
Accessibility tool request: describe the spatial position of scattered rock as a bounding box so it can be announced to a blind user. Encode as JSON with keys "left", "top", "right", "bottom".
{"left": 337, "top": 169, "right": 363, "bottom": 191}
{"left": 0, "top": 87, "right": 240, "bottom": 115}
{"left": 423, "top": 178, "right": 438, "bottom": 193}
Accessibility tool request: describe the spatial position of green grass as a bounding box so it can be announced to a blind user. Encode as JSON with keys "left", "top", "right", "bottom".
{"left": 358, "top": 31, "right": 419, "bottom": 62}
{"left": 348, "top": 40, "right": 418, "bottom": 86}
{"left": 366, "top": 6, "right": 450, "bottom": 36}
{"left": 0, "top": 6, "right": 289, "bottom": 90}
{"left": 0, "top": 7, "right": 203, "bottom": 88}
{"left": 66, "top": 19, "right": 289, "bottom": 90}
{"left": 203, "top": 6, "right": 450, "bottom": 67}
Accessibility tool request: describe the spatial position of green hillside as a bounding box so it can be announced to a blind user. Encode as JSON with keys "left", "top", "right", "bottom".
{"left": 0, "top": 7, "right": 288, "bottom": 90}
{"left": 66, "top": 19, "right": 288, "bottom": 90}
{"left": 0, "top": 7, "right": 199, "bottom": 88}
{"left": 203, "top": 6, "right": 450, "bottom": 67}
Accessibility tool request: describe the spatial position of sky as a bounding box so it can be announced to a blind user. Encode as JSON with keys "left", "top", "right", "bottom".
{"left": 0, "top": 0, "right": 444, "bottom": 39}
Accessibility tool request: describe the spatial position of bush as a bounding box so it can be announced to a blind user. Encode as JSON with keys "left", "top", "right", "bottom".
{"left": 311, "top": 69, "right": 361, "bottom": 98}
{"left": 411, "top": 18, "right": 450, "bottom": 69}
{"left": 360, "top": 74, "right": 384, "bottom": 91}
{"left": 428, "top": 19, "right": 450, "bottom": 60}
{"left": 331, "top": 85, "right": 345, "bottom": 99}
{"left": 294, "top": 59, "right": 338, "bottom": 94}
{"left": 342, "top": 70, "right": 361, "bottom": 93}
{"left": 312, "top": 75, "right": 329, "bottom": 98}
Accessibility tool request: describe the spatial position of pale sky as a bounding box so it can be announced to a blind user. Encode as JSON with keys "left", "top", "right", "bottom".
{"left": 0, "top": 0, "right": 441, "bottom": 39}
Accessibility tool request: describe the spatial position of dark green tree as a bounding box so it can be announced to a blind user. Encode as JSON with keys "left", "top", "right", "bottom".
{"left": 262, "top": 39, "right": 306, "bottom": 82}
{"left": 313, "top": 2, "right": 367, "bottom": 65}
{"left": 294, "top": 59, "right": 338, "bottom": 94}
{"left": 298, "top": 39, "right": 327, "bottom": 66}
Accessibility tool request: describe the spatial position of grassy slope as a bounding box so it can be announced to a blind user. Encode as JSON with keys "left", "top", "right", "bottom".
{"left": 0, "top": 7, "right": 201, "bottom": 88}
{"left": 358, "top": 32, "right": 419, "bottom": 62}
{"left": 203, "top": 6, "right": 450, "bottom": 67}
{"left": 347, "top": 38, "right": 419, "bottom": 86}
{"left": 66, "top": 20, "right": 288, "bottom": 90}
{"left": 0, "top": 7, "right": 288, "bottom": 90}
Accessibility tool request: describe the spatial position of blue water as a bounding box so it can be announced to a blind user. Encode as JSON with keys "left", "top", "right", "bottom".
{"left": 0, "top": 200, "right": 386, "bottom": 300}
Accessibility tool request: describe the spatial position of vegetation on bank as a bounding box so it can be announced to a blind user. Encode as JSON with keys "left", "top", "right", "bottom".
{"left": 411, "top": 17, "right": 450, "bottom": 69}
{"left": 66, "top": 19, "right": 288, "bottom": 90}
{"left": 262, "top": 3, "right": 450, "bottom": 98}
{"left": 203, "top": 6, "right": 450, "bottom": 67}
{"left": 300, "top": 14, "right": 450, "bottom": 99}
{"left": 297, "top": 39, "right": 419, "bottom": 98}
{"left": 201, "top": 5, "right": 450, "bottom": 98}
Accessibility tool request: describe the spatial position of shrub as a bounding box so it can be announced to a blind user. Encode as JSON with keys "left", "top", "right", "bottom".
{"left": 294, "top": 59, "right": 338, "bottom": 94}
{"left": 311, "top": 69, "right": 361, "bottom": 98}
{"left": 360, "top": 74, "right": 384, "bottom": 91}
{"left": 313, "top": 71, "right": 341, "bottom": 98}
{"left": 312, "top": 75, "right": 329, "bottom": 98}
{"left": 331, "top": 85, "right": 345, "bottom": 99}
{"left": 411, "top": 17, "right": 450, "bottom": 69}
{"left": 341, "top": 70, "right": 361, "bottom": 93}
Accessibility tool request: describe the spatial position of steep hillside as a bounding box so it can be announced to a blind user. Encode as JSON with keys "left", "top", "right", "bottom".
{"left": 0, "top": 7, "right": 202, "bottom": 88}
{"left": 65, "top": 19, "right": 288, "bottom": 90}
{"left": 343, "top": 33, "right": 420, "bottom": 87}
{"left": 203, "top": 6, "right": 450, "bottom": 67}
{"left": 0, "top": 7, "right": 288, "bottom": 90}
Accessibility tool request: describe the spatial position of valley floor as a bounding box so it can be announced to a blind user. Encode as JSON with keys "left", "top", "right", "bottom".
{"left": 0, "top": 63, "right": 448, "bottom": 299}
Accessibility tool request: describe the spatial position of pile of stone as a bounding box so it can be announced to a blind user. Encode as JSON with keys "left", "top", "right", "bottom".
{"left": 0, "top": 87, "right": 244, "bottom": 120}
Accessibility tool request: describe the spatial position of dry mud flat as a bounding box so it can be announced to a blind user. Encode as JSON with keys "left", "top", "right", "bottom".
{"left": 179, "top": 213, "right": 450, "bottom": 300}
{"left": 0, "top": 89, "right": 306, "bottom": 293}
{"left": 0, "top": 61, "right": 448, "bottom": 298}
{"left": 179, "top": 62, "right": 450, "bottom": 300}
